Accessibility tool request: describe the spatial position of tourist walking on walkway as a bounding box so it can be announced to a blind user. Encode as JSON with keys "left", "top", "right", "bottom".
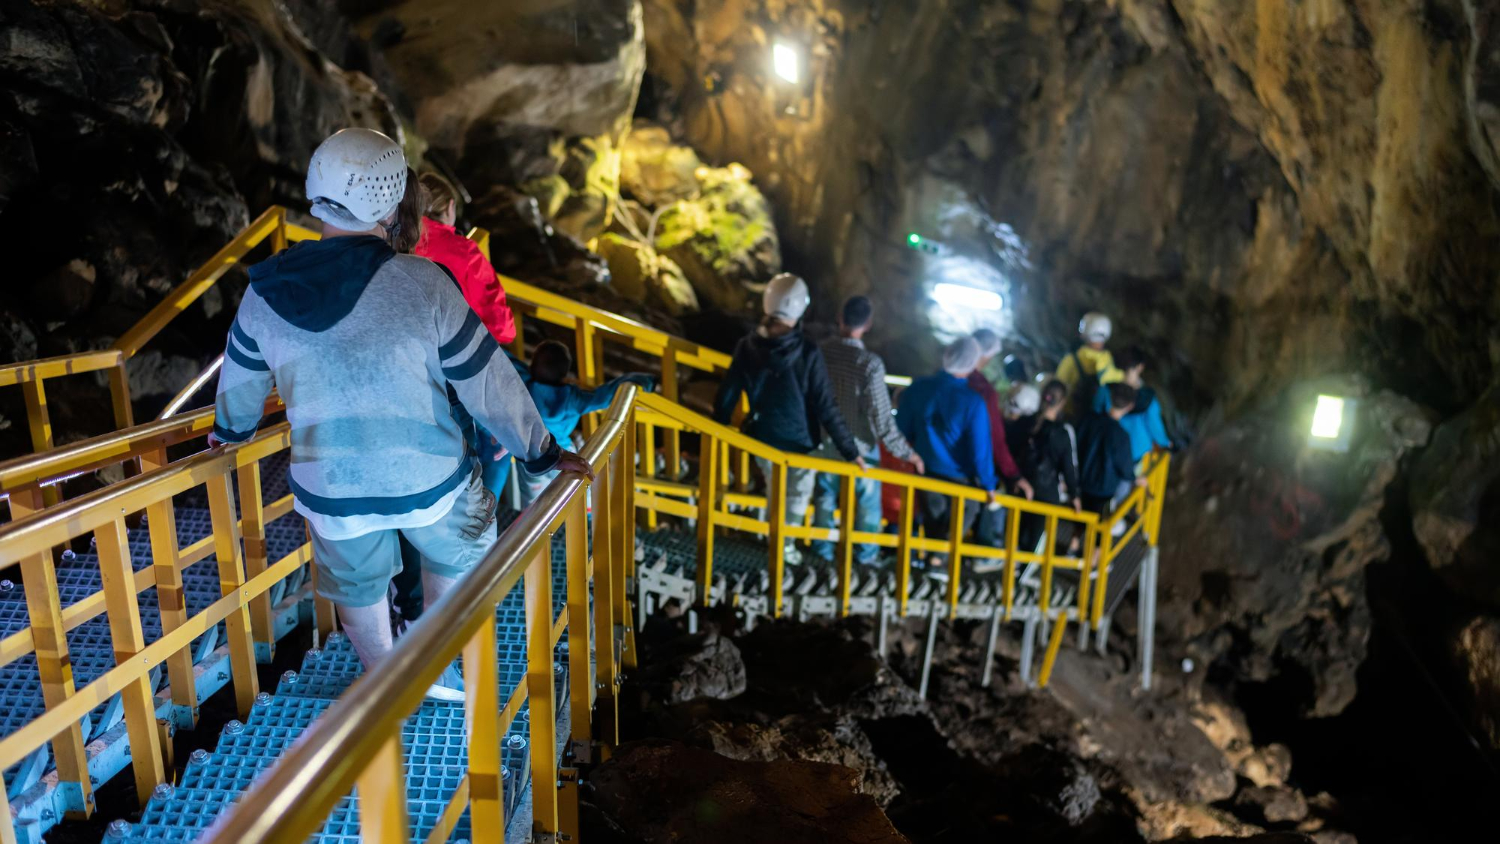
{"left": 896, "top": 336, "right": 998, "bottom": 574}
{"left": 713, "top": 273, "right": 863, "bottom": 564}
{"left": 1091, "top": 345, "right": 1172, "bottom": 464}
{"left": 811, "top": 296, "right": 922, "bottom": 566}
{"left": 211, "top": 129, "right": 591, "bottom": 693}
{"left": 1077, "top": 382, "right": 1143, "bottom": 518}
{"left": 1009, "top": 379, "right": 1083, "bottom": 552}
{"left": 1056, "top": 311, "right": 1124, "bottom": 418}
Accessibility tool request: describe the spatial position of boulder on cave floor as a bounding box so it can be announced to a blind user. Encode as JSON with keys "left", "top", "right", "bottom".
{"left": 621, "top": 123, "right": 703, "bottom": 206}
{"left": 588, "top": 739, "right": 909, "bottom": 844}
{"left": 595, "top": 232, "right": 700, "bottom": 315}
{"left": 631, "top": 630, "right": 746, "bottom": 706}
{"left": 653, "top": 161, "right": 780, "bottom": 314}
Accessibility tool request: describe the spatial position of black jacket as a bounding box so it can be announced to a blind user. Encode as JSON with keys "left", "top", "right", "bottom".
{"left": 1076, "top": 412, "right": 1136, "bottom": 499}
{"left": 1007, "top": 415, "right": 1080, "bottom": 504}
{"left": 713, "top": 328, "right": 860, "bottom": 458}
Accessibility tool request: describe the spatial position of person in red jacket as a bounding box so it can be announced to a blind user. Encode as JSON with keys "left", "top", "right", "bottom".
{"left": 969, "top": 329, "right": 1032, "bottom": 549}
{"left": 414, "top": 172, "right": 517, "bottom": 344}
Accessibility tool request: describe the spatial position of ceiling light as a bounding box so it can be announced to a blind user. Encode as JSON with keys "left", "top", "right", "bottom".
{"left": 932, "top": 283, "right": 1003, "bottom": 311}
{"left": 773, "top": 41, "right": 801, "bottom": 84}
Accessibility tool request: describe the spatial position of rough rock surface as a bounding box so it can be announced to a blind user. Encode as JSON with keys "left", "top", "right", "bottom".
{"left": 1410, "top": 383, "right": 1500, "bottom": 609}
{"left": 588, "top": 739, "right": 910, "bottom": 844}
{"left": 1159, "top": 382, "right": 1431, "bottom": 716}
{"left": 632, "top": 630, "right": 747, "bottom": 704}
{"left": 0, "top": 0, "right": 398, "bottom": 451}
{"left": 1450, "top": 614, "right": 1500, "bottom": 750}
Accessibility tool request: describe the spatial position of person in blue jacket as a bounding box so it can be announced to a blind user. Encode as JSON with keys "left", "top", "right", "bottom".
{"left": 516, "top": 340, "right": 655, "bottom": 507}
{"left": 1091, "top": 345, "right": 1172, "bottom": 463}
{"left": 896, "top": 336, "right": 999, "bottom": 575}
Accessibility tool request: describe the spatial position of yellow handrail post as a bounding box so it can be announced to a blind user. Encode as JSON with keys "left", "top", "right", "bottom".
{"left": 0, "top": 789, "right": 16, "bottom": 844}
{"left": 1002, "top": 505, "right": 1020, "bottom": 621}
{"left": 638, "top": 420, "right": 658, "bottom": 529}
{"left": 1037, "top": 610, "right": 1070, "bottom": 688}
{"left": 592, "top": 457, "right": 620, "bottom": 747}
{"left": 946, "top": 497, "right": 965, "bottom": 612}
{"left": 736, "top": 447, "right": 751, "bottom": 493}
{"left": 357, "top": 736, "right": 409, "bottom": 844}
{"left": 270, "top": 206, "right": 288, "bottom": 254}
{"left": 141, "top": 459, "right": 198, "bottom": 727}
{"left": 10, "top": 487, "right": 93, "bottom": 817}
{"left": 1040, "top": 514, "right": 1058, "bottom": 616}
{"left": 1092, "top": 523, "right": 1114, "bottom": 627}
{"left": 660, "top": 350, "right": 681, "bottom": 480}
{"left": 619, "top": 409, "right": 639, "bottom": 671}
{"left": 94, "top": 517, "right": 167, "bottom": 807}
{"left": 508, "top": 310, "right": 528, "bottom": 360}
{"left": 695, "top": 433, "right": 719, "bottom": 606}
{"left": 463, "top": 613, "right": 504, "bottom": 843}
{"left": 564, "top": 495, "right": 592, "bottom": 760}
{"left": 574, "top": 321, "right": 596, "bottom": 388}
{"left": 236, "top": 461, "right": 276, "bottom": 662}
{"left": 895, "top": 485, "right": 914, "bottom": 617}
{"left": 524, "top": 545, "right": 560, "bottom": 838}
{"left": 19, "top": 381, "right": 60, "bottom": 509}
{"left": 768, "top": 461, "right": 787, "bottom": 618}
{"left": 836, "top": 473, "right": 856, "bottom": 617}
{"left": 206, "top": 474, "right": 260, "bottom": 716}
{"left": 107, "top": 362, "right": 134, "bottom": 434}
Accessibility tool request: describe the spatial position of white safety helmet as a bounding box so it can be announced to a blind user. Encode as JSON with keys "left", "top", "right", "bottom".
{"left": 763, "top": 273, "right": 811, "bottom": 323}
{"left": 305, "top": 128, "right": 407, "bottom": 232}
{"left": 1005, "top": 383, "right": 1041, "bottom": 417}
{"left": 1079, "top": 311, "right": 1112, "bottom": 344}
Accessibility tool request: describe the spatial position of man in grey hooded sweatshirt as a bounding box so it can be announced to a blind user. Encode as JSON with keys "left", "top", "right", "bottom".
{"left": 212, "top": 129, "right": 591, "bottom": 693}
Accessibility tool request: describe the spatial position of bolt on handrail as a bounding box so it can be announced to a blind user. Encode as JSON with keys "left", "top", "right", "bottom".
{"left": 201, "top": 384, "right": 640, "bottom": 844}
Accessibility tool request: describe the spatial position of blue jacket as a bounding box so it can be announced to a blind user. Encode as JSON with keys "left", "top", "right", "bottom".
{"left": 1076, "top": 412, "right": 1136, "bottom": 499}
{"left": 1093, "top": 384, "right": 1172, "bottom": 463}
{"left": 895, "top": 371, "right": 997, "bottom": 490}
{"left": 528, "top": 374, "right": 654, "bottom": 447}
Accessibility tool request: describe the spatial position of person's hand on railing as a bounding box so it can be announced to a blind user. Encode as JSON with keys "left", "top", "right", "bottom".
{"left": 1015, "top": 477, "right": 1035, "bottom": 500}
{"left": 207, "top": 433, "right": 226, "bottom": 449}
{"left": 854, "top": 456, "right": 869, "bottom": 471}
{"left": 555, "top": 450, "right": 596, "bottom": 481}
{"left": 1071, "top": 497, "right": 1083, "bottom": 514}
{"left": 1134, "top": 476, "right": 1149, "bottom": 488}
{"left": 910, "top": 453, "right": 925, "bottom": 475}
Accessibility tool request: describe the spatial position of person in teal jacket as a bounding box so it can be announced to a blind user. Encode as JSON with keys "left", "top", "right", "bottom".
{"left": 516, "top": 340, "right": 655, "bottom": 507}
{"left": 1091, "top": 345, "right": 1171, "bottom": 462}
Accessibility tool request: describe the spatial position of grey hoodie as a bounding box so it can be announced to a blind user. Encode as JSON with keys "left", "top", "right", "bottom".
{"left": 214, "top": 235, "right": 559, "bottom": 534}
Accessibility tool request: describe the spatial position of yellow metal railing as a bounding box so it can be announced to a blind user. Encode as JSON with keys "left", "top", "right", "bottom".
{"left": 0, "top": 208, "right": 289, "bottom": 464}
{"left": 627, "top": 391, "right": 1170, "bottom": 686}
{"left": 200, "top": 385, "right": 640, "bottom": 844}
{"left": 0, "top": 416, "right": 322, "bottom": 836}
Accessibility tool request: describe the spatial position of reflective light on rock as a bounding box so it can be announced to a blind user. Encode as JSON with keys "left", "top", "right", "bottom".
{"left": 1310, "top": 395, "right": 1345, "bottom": 439}
{"left": 772, "top": 41, "right": 801, "bottom": 84}
{"left": 932, "top": 282, "right": 1003, "bottom": 311}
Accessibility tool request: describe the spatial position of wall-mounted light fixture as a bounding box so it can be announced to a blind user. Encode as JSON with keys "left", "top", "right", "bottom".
{"left": 772, "top": 41, "right": 801, "bottom": 84}
{"left": 932, "top": 283, "right": 1003, "bottom": 312}
{"left": 1308, "top": 393, "right": 1355, "bottom": 452}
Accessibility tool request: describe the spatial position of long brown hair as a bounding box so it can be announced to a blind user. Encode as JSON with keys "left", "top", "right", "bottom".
{"left": 383, "top": 167, "right": 422, "bottom": 253}
{"left": 419, "top": 171, "right": 459, "bottom": 221}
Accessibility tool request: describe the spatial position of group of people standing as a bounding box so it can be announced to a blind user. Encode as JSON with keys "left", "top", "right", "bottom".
{"left": 211, "top": 125, "right": 1171, "bottom": 686}
{"left": 713, "top": 281, "right": 1172, "bottom": 574}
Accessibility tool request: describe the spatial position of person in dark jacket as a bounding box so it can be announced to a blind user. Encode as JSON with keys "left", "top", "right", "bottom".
{"left": 1077, "top": 383, "right": 1144, "bottom": 518}
{"left": 713, "top": 273, "right": 863, "bottom": 564}
{"left": 1008, "top": 379, "right": 1083, "bottom": 553}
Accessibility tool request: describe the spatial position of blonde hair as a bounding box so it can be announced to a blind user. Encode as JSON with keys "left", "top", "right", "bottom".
{"left": 419, "top": 172, "right": 459, "bottom": 220}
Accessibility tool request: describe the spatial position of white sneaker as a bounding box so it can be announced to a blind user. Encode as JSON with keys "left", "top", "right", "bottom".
{"left": 425, "top": 683, "right": 465, "bottom": 702}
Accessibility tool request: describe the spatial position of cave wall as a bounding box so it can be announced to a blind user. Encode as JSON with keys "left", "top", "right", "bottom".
{"left": 637, "top": 0, "right": 1500, "bottom": 419}
{"left": 0, "top": 0, "right": 401, "bottom": 446}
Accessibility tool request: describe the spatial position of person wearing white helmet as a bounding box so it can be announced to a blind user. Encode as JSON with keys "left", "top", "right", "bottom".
{"left": 714, "top": 273, "right": 863, "bottom": 565}
{"left": 1055, "top": 310, "right": 1124, "bottom": 418}
{"left": 212, "top": 128, "right": 592, "bottom": 693}
{"left": 894, "top": 336, "right": 1003, "bottom": 578}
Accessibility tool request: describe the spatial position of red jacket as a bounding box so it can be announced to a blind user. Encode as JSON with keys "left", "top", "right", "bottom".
{"left": 414, "top": 219, "right": 517, "bottom": 344}
{"left": 966, "top": 371, "right": 1021, "bottom": 483}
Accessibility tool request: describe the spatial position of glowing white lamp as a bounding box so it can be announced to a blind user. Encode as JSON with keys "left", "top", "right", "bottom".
{"left": 773, "top": 41, "right": 801, "bottom": 84}
{"left": 932, "top": 283, "right": 1003, "bottom": 311}
{"left": 1308, "top": 393, "right": 1354, "bottom": 452}
{"left": 1310, "top": 394, "right": 1344, "bottom": 439}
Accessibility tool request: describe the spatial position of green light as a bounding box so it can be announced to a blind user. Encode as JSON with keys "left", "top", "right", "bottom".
{"left": 908, "top": 233, "right": 921, "bottom": 245}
